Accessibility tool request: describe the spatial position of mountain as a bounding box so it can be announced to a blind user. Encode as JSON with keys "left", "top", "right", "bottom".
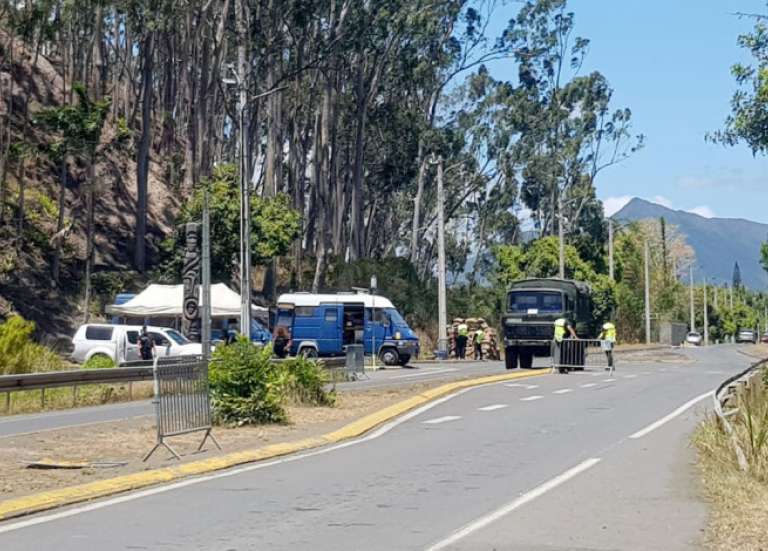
{"left": 613, "top": 198, "right": 768, "bottom": 290}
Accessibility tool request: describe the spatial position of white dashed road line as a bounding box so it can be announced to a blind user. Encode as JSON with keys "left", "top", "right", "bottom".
{"left": 505, "top": 383, "right": 539, "bottom": 390}
{"left": 580, "top": 383, "right": 597, "bottom": 388}
{"left": 423, "top": 416, "right": 462, "bottom": 425}
{"left": 602, "top": 378, "right": 617, "bottom": 383}
{"left": 553, "top": 389, "right": 573, "bottom": 394}
{"left": 623, "top": 374, "right": 638, "bottom": 379}
{"left": 520, "top": 395, "right": 544, "bottom": 402}
{"left": 477, "top": 404, "right": 508, "bottom": 412}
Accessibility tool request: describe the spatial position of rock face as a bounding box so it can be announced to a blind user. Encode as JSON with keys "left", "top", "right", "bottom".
{"left": 614, "top": 197, "right": 768, "bottom": 290}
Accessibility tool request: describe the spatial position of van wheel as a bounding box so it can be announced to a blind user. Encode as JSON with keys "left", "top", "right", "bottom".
{"left": 505, "top": 348, "right": 518, "bottom": 370}
{"left": 300, "top": 347, "right": 318, "bottom": 359}
{"left": 379, "top": 348, "right": 400, "bottom": 366}
{"left": 398, "top": 354, "right": 411, "bottom": 366}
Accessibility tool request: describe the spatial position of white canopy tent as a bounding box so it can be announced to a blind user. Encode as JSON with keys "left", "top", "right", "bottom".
{"left": 106, "top": 283, "right": 267, "bottom": 318}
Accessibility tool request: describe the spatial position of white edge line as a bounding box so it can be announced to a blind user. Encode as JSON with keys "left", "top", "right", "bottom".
{"left": 628, "top": 391, "right": 713, "bottom": 439}
{"left": 391, "top": 368, "right": 459, "bottom": 379}
{"left": 424, "top": 457, "right": 601, "bottom": 551}
{"left": 1, "top": 377, "right": 534, "bottom": 534}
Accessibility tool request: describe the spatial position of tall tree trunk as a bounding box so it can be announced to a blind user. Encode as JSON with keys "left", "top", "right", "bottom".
{"left": 15, "top": 159, "right": 25, "bottom": 255}
{"left": 134, "top": 30, "right": 154, "bottom": 272}
{"left": 51, "top": 158, "right": 67, "bottom": 284}
{"left": 83, "top": 160, "right": 95, "bottom": 323}
{"left": 410, "top": 149, "right": 427, "bottom": 264}
{"left": 349, "top": 62, "right": 367, "bottom": 261}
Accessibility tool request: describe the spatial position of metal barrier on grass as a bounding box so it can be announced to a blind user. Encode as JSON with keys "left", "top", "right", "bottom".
{"left": 143, "top": 355, "right": 220, "bottom": 461}
{"left": 551, "top": 339, "right": 614, "bottom": 373}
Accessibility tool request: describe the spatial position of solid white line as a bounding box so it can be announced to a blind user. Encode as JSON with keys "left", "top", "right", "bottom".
{"left": 629, "top": 391, "right": 713, "bottom": 439}
{"left": 552, "top": 389, "right": 573, "bottom": 395}
{"left": 0, "top": 384, "right": 484, "bottom": 534}
{"left": 391, "top": 368, "right": 459, "bottom": 379}
{"left": 424, "top": 458, "right": 602, "bottom": 551}
{"left": 580, "top": 383, "right": 597, "bottom": 388}
{"left": 520, "top": 395, "right": 543, "bottom": 402}
{"left": 422, "top": 415, "right": 462, "bottom": 425}
{"left": 477, "top": 404, "right": 508, "bottom": 412}
{"left": 505, "top": 383, "right": 538, "bottom": 390}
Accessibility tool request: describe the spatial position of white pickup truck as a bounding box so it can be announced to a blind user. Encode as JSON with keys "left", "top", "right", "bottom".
{"left": 71, "top": 324, "right": 203, "bottom": 364}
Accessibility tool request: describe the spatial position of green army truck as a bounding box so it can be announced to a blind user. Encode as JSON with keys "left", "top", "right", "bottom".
{"left": 501, "top": 278, "right": 598, "bottom": 370}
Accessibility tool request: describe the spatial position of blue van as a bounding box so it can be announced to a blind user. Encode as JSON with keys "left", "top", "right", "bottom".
{"left": 275, "top": 292, "right": 420, "bottom": 366}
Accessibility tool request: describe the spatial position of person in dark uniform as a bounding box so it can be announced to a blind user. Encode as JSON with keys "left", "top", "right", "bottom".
{"left": 272, "top": 326, "right": 291, "bottom": 359}
{"left": 225, "top": 320, "right": 238, "bottom": 345}
{"left": 138, "top": 326, "right": 154, "bottom": 361}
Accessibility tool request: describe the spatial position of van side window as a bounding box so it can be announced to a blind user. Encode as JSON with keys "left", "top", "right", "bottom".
{"left": 324, "top": 309, "right": 338, "bottom": 322}
{"left": 295, "top": 306, "right": 315, "bottom": 317}
{"left": 126, "top": 331, "right": 139, "bottom": 345}
{"left": 85, "top": 326, "right": 114, "bottom": 341}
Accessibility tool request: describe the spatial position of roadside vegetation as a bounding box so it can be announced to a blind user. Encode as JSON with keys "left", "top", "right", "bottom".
{"left": 0, "top": 315, "right": 63, "bottom": 375}
{"left": 209, "top": 338, "right": 335, "bottom": 426}
{"left": 694, "top": 368, "right": 768, "bottom": 550}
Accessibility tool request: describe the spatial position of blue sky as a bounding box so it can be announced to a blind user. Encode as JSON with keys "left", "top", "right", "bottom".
{"left": 487, "top": 0, "right": 768, "bottom": 223}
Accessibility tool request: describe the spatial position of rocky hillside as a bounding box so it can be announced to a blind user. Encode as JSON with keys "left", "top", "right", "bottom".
{"left": 614, "top": 197, "right": 768, "bottom": 289}
{"left": 0, "top": 30, "right": 180, "bottom": 340}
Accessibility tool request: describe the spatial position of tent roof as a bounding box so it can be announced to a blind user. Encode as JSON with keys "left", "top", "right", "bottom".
{"left": 106, "top": 283, "right": 266, "bottom": 318}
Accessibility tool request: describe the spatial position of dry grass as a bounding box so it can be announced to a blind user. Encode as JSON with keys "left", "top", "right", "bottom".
{"left": 693, "top": 372, "right": 768, "bottom": 551}
{"left": 1, "top": 382, "right": 155, "bottom": 416}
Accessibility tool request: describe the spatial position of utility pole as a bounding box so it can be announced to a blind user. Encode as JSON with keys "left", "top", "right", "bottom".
{"left": 729, "top": 284, "right": 734, "bottom": 310}
{"left": 689, "top": 264, "right": 695, "bottom": 332}
{"left": 202, "top": 189, "right": 211, "bottom": 361}
{"left": 558, "top": 194, "right": 565, "bottom": 279}
{"left": 703, "top": 278, "right": 709, "bottom": 346}
{"left": 608, "top": 219, "right": 614, "bottom": 281}
{"left": 436, "top": 157, "right": 448, "bottom": 359}
{"left": 644, "top": 240, "right": 651, "bottom": 345}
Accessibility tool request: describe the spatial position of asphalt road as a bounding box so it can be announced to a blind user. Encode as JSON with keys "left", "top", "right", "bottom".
{"left": 0, "top": 345, "right": 751, "bottom": 550}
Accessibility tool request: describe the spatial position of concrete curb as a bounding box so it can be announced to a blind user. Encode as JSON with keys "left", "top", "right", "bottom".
{"left": 0, "top": 370, "right": 544, "bottom": 522}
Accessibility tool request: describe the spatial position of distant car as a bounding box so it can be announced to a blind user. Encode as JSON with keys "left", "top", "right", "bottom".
{"left": 71, "top": 324, "right": 204, "bottom": 365}
{"left": 736, "top": 329, "right": 757, "bottom": 344}
{"left": 762, "top": 333, "right": 768, "bottom": 344}
{"left": 685, "top": 331, "right": 703, "bottom": 346}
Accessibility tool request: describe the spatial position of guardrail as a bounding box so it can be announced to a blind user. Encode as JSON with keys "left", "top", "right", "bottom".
{"left": 713, "top": 357, "right": 768, "bottom": 472}
{"left": 0, "top": 356, "right": 346, "bottom": 414}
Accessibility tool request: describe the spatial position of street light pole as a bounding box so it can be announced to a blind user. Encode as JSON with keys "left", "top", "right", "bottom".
{"left": 689, "top": 264, "right": 695, "bottom": 332}
{"left": 644, "top": 240, "right": 651, "bottom": 345}
{"left": 436, "top": 157, "right": 448, "bottom": 359}
{"left": 202, "top": 189, "right": 212, "bottom": 360}
{"left": 558, "top": 194, "right": 565, "bottom": 279}
{"left": 703, "top": 278, "right": 709, "bottom": 346}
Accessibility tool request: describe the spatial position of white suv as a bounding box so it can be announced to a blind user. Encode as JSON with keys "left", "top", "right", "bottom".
{"left": 71, "top": 324, "right": 203, "bottom": 365}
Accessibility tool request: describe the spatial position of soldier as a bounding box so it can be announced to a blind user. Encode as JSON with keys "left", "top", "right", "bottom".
{"left": 473, "top": 327, "right": 485, "bottom": 361}
{"left": 456, "top": 320, "right": 469, "bottom": 359}
{"left": 553, "top": 317, "right": 577, "bottom": 373}
{"left": 599, "top": 320, "right": 617, "bottom": 373}
{"left": 139, "top": 326, "right": 155, "bottom": 361}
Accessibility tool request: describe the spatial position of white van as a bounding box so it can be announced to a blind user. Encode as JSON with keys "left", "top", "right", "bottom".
{"left": 71, "top": 324, "right": 204, "bottom": 365}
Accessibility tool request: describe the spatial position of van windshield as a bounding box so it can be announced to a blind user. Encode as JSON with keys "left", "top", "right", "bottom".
{"left": 384, "top": 308, "right": 407, "bottom": 326}
{"left": 508, "top": 291, "right": 563, "bottom": 314}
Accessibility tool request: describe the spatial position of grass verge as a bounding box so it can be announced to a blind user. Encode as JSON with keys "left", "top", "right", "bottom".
{"left": 693, "top": 369, "right": 768, "bottom": 551}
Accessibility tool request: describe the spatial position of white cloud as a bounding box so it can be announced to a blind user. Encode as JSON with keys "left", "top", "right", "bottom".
{"left": 687, "top": 205, "right": 716, "bottom": 218}
{"left": 652, "top": 195, "right": 673, "bottom": 209}
{"left": 602, "top": 195, "right": 634, "bottom": 216}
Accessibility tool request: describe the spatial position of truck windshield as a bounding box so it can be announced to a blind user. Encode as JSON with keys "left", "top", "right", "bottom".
{"left": 508, "top": 291, "right": 563, "bottom": 314}
{"left": 165, "top": 329, "right": 190, "bottom": 345}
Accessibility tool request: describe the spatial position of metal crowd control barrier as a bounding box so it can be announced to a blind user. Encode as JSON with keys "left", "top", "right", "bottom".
{"left": 344, "top": 345, "right": 367, "bottom": 381}
{"left": 551, "top": 339, "right": 614, "bottom": 373}
{"left": 143, "top": 355, "right": 220, "bottom": 461}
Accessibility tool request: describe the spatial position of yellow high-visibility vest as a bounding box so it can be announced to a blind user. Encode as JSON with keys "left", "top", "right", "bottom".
{"left": 458, "top": 323, "right": 469, "bottom": 337}
{"left": 554, "top": 318, "right": 567, "bottom": 342}
{"left": 602, "top": 322, "right": 616, "bottom": 342}
{"left": 474, "top": 329, "right": 485, "bottom": 344}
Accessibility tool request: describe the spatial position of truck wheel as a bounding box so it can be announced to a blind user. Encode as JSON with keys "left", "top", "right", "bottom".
{"left": 300, "top": 347, "right": 318, "bottom": 359}
{"left": 379, "top": 348, "right": 400, "bottom": 366}
{"left": 505, "top": 348, "right": 519, "bottom": 370}
{"left": 519, "top": 352, "right": 534, "bottom": 369}
{"left": 398, "top": 354, "right": 411, "bottom": 366}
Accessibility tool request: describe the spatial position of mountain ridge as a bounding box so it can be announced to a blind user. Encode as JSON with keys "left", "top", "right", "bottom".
{"left": 613, "top": 197, "right": 768, "bottom": 290}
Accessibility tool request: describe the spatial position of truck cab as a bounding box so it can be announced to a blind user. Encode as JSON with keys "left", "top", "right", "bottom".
{"left": 501, "top": 278, "right": 596, "bottom": 369}
{"left": 274, "top": 292, "right": 419, "bottom": 366}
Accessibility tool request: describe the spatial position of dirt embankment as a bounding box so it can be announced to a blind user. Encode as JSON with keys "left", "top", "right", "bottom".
{"left": 1, "top": 29, "right": 181, "bottom": 338}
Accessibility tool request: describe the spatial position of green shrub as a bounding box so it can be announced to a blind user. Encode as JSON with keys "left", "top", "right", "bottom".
{"left": 0, "top": 315, "right": 64, "bottom": 375}
{"left": 285, "top": 355, "right": 336, "bottom": 407}
{"left": 209, "top": 338, "right": 291, "bottom": 425}
{"left": 208, "top": 338, "right": 336, "bottom": 426}
{"left": 83, "top": 354, "right": 116, "bottom": 370}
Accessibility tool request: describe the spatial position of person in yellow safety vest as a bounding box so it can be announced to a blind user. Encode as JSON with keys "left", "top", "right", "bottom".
{"left": 473, "top": 328, "right": 485, "bottom": 361}
{"left": 598, "top": 321, "right": 617, "bottom": 371}
{"left": 553, "top": 318, "right": 577, "bottom": 373}
{"left": 456, "top": 322, "right": 469, "bottom": 360}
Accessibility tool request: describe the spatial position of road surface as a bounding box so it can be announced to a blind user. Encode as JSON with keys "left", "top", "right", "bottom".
{"left": 0, "top": 345, "right": 750, "bottom": 550}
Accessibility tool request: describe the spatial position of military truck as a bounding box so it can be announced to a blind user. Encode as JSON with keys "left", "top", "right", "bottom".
{"left": 501, "top": 278, "right": 598, "bottom": 369}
